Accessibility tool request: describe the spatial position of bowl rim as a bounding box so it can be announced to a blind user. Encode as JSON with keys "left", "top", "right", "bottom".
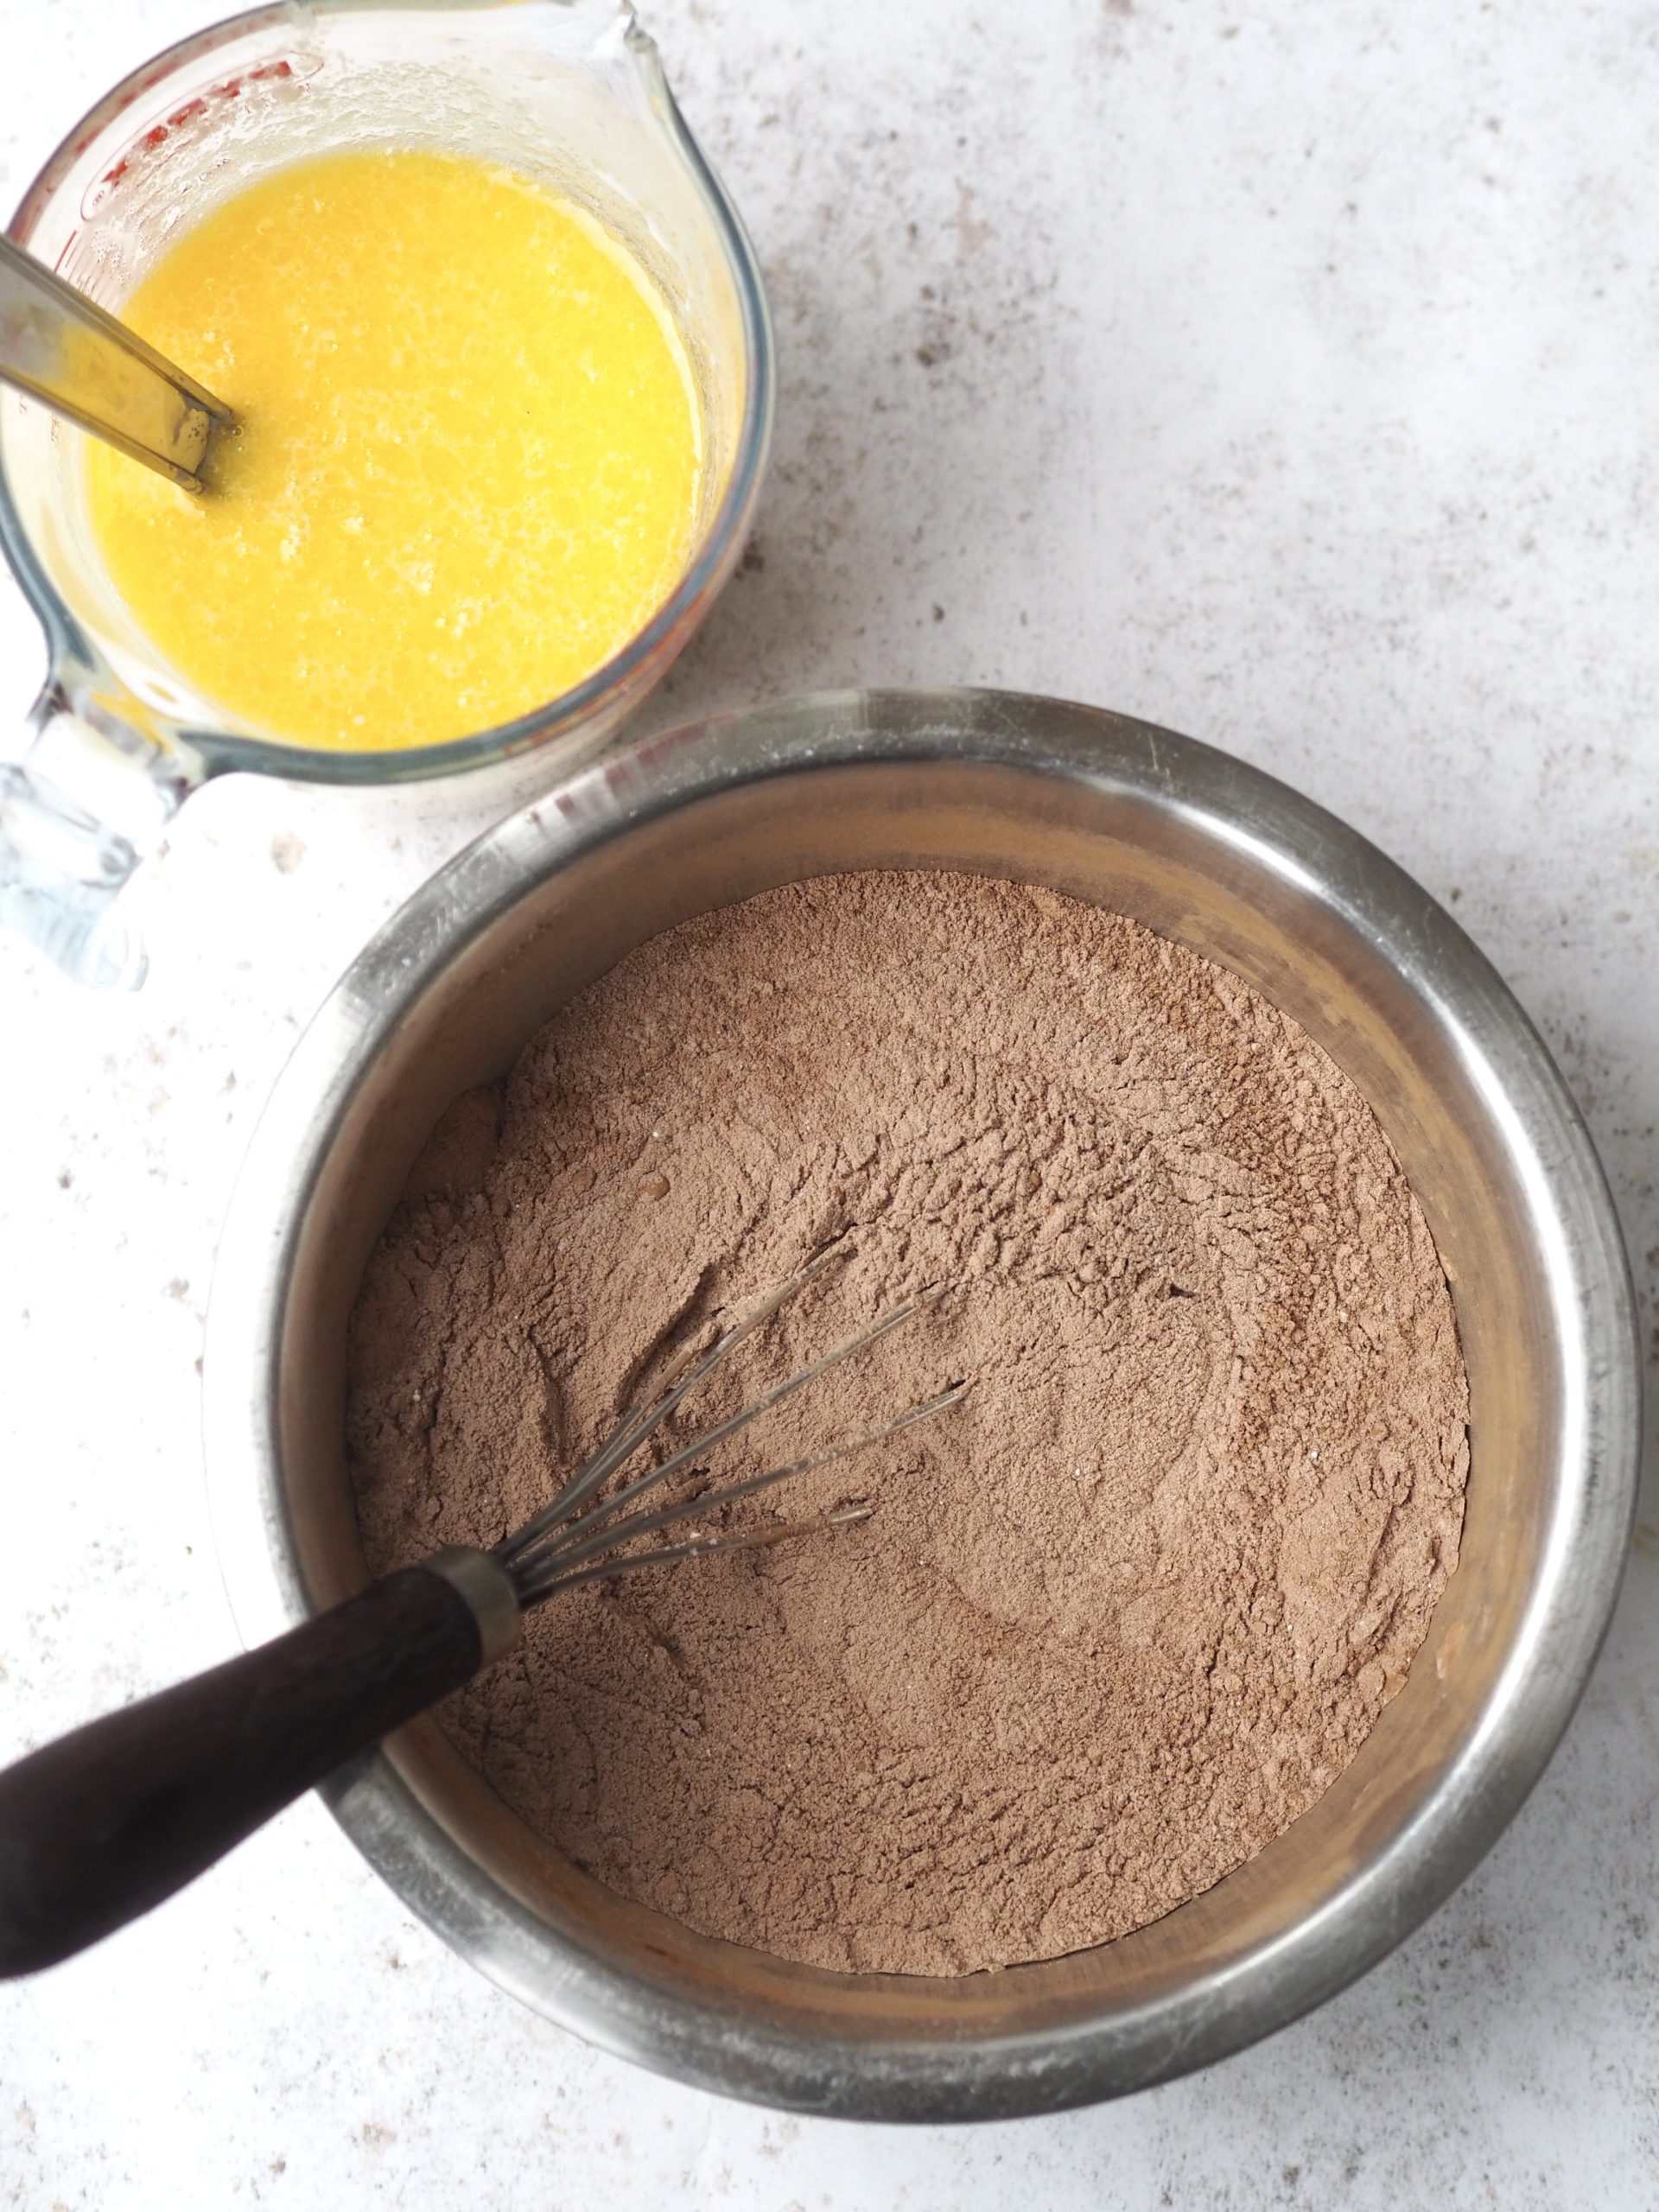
{"left": 203, "top": 686, "right": 1642, "bottom": 2119}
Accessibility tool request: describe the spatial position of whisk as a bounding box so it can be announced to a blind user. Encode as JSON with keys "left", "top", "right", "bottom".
{"left": 0, "top": 1255, "right": 963, "bottom": 1978}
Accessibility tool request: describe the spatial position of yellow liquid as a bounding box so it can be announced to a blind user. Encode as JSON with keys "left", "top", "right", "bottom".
{"left": 86, "top": 149, "right": 702, "bottom": 749}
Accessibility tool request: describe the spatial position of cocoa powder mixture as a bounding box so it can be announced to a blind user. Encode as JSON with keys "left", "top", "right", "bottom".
{"left": 346, "top": 873, "right": 1468, "bottom": 1974}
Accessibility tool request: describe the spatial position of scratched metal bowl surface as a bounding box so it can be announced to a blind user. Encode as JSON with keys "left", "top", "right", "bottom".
{"left": 204, "top": 689, "right": 1639, "bottom": 2121}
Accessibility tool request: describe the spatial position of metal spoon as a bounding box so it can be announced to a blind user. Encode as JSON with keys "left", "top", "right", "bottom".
{"left": 0, "top": 234, "right": 234, "bottom": 493}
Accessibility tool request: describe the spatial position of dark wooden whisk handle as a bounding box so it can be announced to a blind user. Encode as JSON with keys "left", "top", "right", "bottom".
{"left": 0, "top": 1552, "right": 520, "bottom": 1977}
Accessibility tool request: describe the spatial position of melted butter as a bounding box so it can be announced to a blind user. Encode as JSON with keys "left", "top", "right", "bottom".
{"left": 86, "top": 148, "right": 702, "bottom": 749}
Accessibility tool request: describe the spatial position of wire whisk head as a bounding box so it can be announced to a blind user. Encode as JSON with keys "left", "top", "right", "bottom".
{"left": 495, "top": 1250, "right": 966, "bottom": 1607}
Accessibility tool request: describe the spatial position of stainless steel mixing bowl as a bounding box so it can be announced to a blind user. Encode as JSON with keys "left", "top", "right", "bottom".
{"left": 204, "top": 688, "right": 1640, "bottom": 2121}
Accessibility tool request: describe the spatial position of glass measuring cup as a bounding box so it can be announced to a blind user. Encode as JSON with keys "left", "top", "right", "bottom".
{"left": 0, "top": 0, "right": 773, "bottom": 988}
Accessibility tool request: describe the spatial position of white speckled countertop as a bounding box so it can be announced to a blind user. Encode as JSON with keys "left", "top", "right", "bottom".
{"left": 3, "top": 2, "right": 1656, "bottom": 2203}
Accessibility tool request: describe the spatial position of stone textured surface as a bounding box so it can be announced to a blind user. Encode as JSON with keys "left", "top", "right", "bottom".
{"left": 1, "top": 0, "right": 1656, "bottom": 2204}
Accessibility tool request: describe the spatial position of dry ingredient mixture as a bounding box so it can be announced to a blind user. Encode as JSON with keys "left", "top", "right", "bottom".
{"left": 346, "top": 873, "right": 1468, "bottom": 1974}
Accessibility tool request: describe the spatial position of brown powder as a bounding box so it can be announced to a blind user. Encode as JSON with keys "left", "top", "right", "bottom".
{"left": 346, "top": 872, "right": 1468, "bottom": 1975}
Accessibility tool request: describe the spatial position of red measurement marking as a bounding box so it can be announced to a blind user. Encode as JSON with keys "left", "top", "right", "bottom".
{"left": 97, "top": 59, "right": 297, "bottom": 190}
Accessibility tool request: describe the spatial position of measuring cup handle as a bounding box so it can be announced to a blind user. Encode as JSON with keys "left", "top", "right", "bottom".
{"left": 0, "top": 681, "right": 192, "bottom": 988}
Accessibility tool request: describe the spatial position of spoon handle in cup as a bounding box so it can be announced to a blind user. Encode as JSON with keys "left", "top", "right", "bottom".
{"left": 0, "top": 235, "right": 233, "bottom": 492}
